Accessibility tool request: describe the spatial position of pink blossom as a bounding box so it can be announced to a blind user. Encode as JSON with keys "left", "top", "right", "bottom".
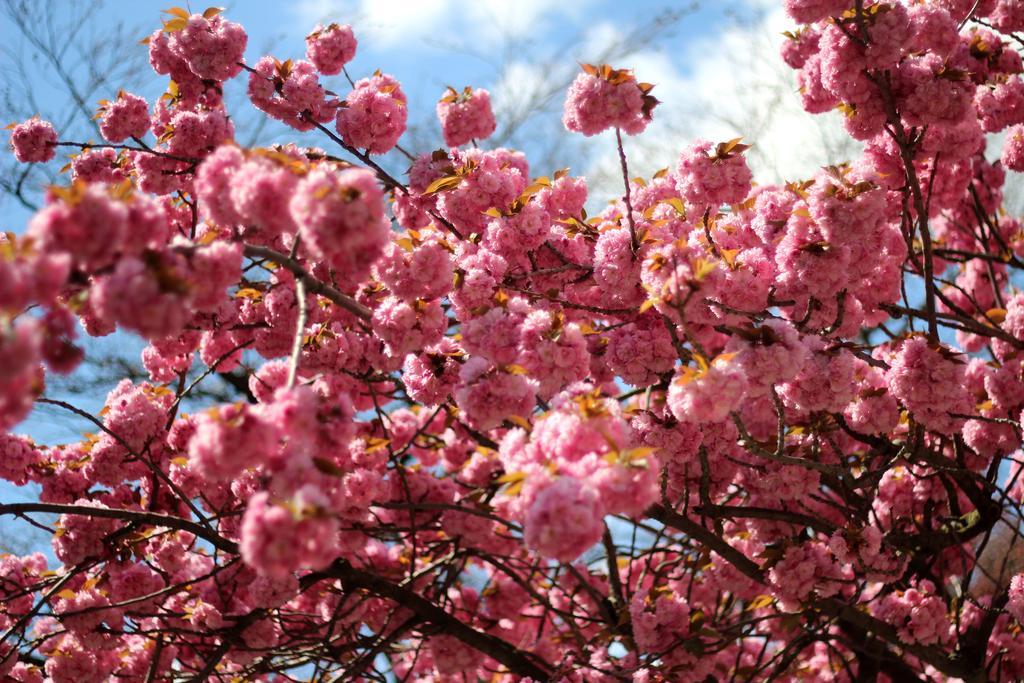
{"left": 437, "top": 86, "right": 497, "bottom": 147}
{"left": 290, "top": 165, "right": 389, "bottom": 279}
{"left": 188, "top": 402, "right": 276, "bottom": 482}
{"left": 976, "top": 78, "right": 1024, "bottom": 133}
{"left": 728, "top": 320, "right": 808, "bottom": 396}
{"left": 483, "top": 200, "right": 551, "bottom": 255}
{"left": 897, "top": 53, "right": 975, "bottom": 128}
{"left": 132, "top": 149, "right": 189, "bottom": 195}
{"left": 1004, "top": 124, "right": 1024, "bottom": 172}
{"left": 336, "top": 73, "right": 407, "bottom": 154}
{"left": 229, "top": 150, "right": 301, "bottom": 240}
{"left": 248, "top": 57, "right": 338, "bottom": 131}
{"left": 668, "top": 354, "right": 747, "bottom": 423}
{"left": 167, "top": 13, "right": 247, "bottom": 82}
{"left": 69, "top": 148, "right": 127, "bottom": 184}
{"left": 402, "top": 339, "right": 463, "bottom": 406}
{"left": 6, "top": 4, "right": 1024, "bottom": 678}
{"left": 305, "top": 23, "right": 357, "bottom": 75}
{"left": 516, "top": 309, "right": 589, "bottom": 398}
{"left": 52, "top": 500, "right": 121, "bottom": 565}
{"left": 374, "top": 233, "right": 455, "bottom": 301}
{"left": 605, "top": 314, "right": 677, "bottom": 387}
{"left": 454, "top": 357, "right": 536, "bottom": 430}
{"left": 434, "top": 148, "right": 528, "bottom": 234}
{"left": 165, "top": 107, "right": 234, "bottom": 157}
{"left": 98, "top": 92, "right": 150, "bottom": 143}
{"left": 371, "top": 295, "right": 447, "bottom": 358}
{"left": 885, "top": 336, "right": 973, "bottom": 435}
{"left": 90, "top": 253, "right": 191, "bottom": 339}
{"left": 429, "top": 634, "right": 483, "bottom": 675}
{"left": 9, "top": 117, "right": 57, "bottom": 163}
{"left": 779, "top": 338, "right": 856, "bottom": 414}
{"left": 562, "top": 65, "right": 657, "bottom": 136}
{"left": 907, "top": 4, "right": 961, "bottom": 58}
{"left": 780, "top": 28, "right": 820, "bottom": 69}
{"left": 461, "top": 300, "right": 528, "bottom": 366}
{"left": 874, "top": 580, "right": 954, "bottom": 646}
{"left": 523, "top": 477, "right": 604, "bottom": 561}
{"left": 674, "top": 138, "right": 753, "bottom": 207}
{"left": 240, "top": 489, "right": 340, "bottom": 578}
{"left": 767, "top": 541, "right": 848, "bottom": 610}
{"left": 991, "top": 0, "right": 1024, "bottom": 33}
{"left": 0, "top": 431, "right": 38, "bottom": 486}
{"left": 1009, "top": 574, "right": 1024, "bottom": 622}
{"left": 783, "top": 0, "right": 849, "bottom": 24}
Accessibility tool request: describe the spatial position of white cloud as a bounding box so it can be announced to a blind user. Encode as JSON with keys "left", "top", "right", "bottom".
{"left": 585, "top": 5, "right": 860, "bottom": 195}
{"left": 293, "top": 0, "right": 869, "bottom": 192}
{"left": 294, "top": 0, "right": 594, "bottom": 47}
{"left": 491, "top": 61, "right": 553, "bottom": 119}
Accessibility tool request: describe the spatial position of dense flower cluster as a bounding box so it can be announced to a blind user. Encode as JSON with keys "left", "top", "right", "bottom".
{"left": 98, "top": 91, "right": 150, "bottom": 143}
{"left": 436, "top": 86, "right": 497, "bottom": 147}
{"left": 8, "top": 117, "right": 57, "bottom": 163}
{"left": 884, "top": 335, "right": 973, "bottom": 434}
{"left": 562, "top": 63, "right": 658, "bottom": 136}
{"left": 163, "top": 10, "right": 247, "bottom": 81}
{"left": 336, "top": 72, "right": 407, "bottom": 153}
{"left": 3, "top": 2, "right": 1024, "bottom": 681}
{"left": 290, "top": 165, "right": 390, "bottom": 279}
{"left": 247, "top": 57, "right": 339, "bottom": 131}
{"left": 305, "top": 22, "right": 357, "bottom": 75}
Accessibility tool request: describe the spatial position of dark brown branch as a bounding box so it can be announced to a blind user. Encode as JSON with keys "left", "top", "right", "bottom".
{"left": 0, "top": 502, "right": 237, "bottom": 554}
{"left": 308, "top": 559, "right": 554, "bottom": 680}
{"left": 243, "top": 244, "right": 372, "bottom": 321}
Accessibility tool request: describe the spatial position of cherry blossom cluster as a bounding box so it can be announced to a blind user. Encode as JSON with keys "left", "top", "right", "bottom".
{"left": 2, "top": 1, "right": 1024, "bottom": 681}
